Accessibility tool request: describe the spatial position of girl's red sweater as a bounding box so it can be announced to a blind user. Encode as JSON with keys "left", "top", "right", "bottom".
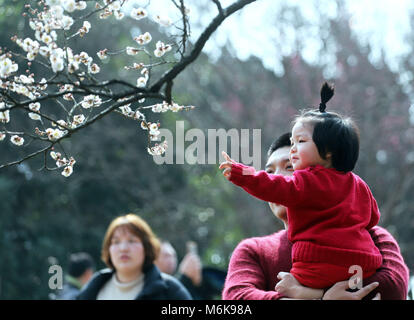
{"left": 222, "top": 228, "right": 409, "bottom": 300}
{"left": 229, "top": 163, "right": 383, "bottom": 278}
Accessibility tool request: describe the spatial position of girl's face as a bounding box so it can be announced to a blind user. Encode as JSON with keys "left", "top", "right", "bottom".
{"left": 290, "top": 121, "right": 331, "bottom": 171}
{"left": 109, "top": 227, "right": 145, "bottom": 275}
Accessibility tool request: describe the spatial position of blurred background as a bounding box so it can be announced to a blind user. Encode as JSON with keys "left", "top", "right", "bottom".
{"left": 0, "top": 0, "right": 413, "bottom": 299}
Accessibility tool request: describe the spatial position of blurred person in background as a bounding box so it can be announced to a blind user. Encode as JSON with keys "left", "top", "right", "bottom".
{"left": 77, "top": 214, "right": 192, "bottom": 300}
{"left": 55, "top": 252, "right": 95, "bottom": 300}
{"left": 156, "top": 240, "right": 226, "bottom": 300}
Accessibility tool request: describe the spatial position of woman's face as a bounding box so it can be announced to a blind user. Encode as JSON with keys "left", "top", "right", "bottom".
{"left": 109, "top": 227, "right": 145, "bottom": 275}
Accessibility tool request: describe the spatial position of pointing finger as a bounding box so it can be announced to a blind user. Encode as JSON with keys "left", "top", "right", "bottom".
{"left": 222, "top": 151, "right": 234, "bottom": 163}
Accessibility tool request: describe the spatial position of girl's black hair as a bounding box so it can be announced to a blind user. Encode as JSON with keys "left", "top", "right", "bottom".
{"left": 294, "top": 82, "right": 360, "bottom": 172}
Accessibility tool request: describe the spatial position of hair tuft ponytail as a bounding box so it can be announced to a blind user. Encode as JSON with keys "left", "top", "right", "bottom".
{"left": 319, "top": 82, "right": 334, "bottom": 112}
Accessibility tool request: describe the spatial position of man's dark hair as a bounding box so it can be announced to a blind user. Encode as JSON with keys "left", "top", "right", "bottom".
{"left": 68, "top": 252, "right": 95, "bottom": 278}
{"left": 267, "top": 132, "right": 292, "bottom": 158}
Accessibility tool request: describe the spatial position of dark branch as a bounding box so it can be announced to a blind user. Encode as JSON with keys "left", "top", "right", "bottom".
{"left": 212, "top": 0, "right": 224, "bottom": 15}
{"left": 150, "top": 0, "right": 256, "bottom": 92}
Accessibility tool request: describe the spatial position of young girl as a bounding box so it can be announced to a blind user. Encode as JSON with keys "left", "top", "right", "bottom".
{"left": 219, "top": 83, "right": 382, "bottom": 297}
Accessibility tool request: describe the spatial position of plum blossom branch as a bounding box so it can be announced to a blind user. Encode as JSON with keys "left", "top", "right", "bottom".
{"left": 0, "top": 0, "right": 257, "bottom": 176}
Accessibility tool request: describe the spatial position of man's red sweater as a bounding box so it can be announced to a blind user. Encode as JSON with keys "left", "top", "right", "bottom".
{"left": 229, "top": 163, "right": 383, "bottom": 286}
{"left": 222, "top": 227, "right": 409, "bottom": 300}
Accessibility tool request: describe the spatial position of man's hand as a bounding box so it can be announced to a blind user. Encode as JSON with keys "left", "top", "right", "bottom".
{"left": 219, "top": 151, "right": 235, "bottom": 180}
{"left": 322, "top": 280, "right": 380, "bottom": 300}
{"left": 178, "top": 252, "right": 202, "bottom": 286}
{"left": 275, "top": 272, "right": 324, "bottom": 299}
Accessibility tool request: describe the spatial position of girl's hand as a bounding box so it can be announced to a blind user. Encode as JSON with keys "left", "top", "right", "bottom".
{"left": 275, "top": 272, "right": 323, "bottom": 299}
{"left": 219, "top": 151, "right": 235, "bottom": 180}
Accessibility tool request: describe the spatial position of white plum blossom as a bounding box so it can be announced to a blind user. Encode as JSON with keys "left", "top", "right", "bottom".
{"left": 81, "top": 95, "right": 102, "bottom": 108}
{"left": 11, "top": 135, "right": 24, "bottom": 146}
{"left": 152, "top": 103, "right": 168, "bottom": 113}
{"left": 88, "top": 63, "right": 100, "bottom": 74}
{"left": 97, "top": 49, "right": 108, "bottom": 60}
{"left": 51, "top": 58, "right": 64, "bottom": 73}
{"left": 50, "top": 151, "right": 60, "bottom": 160}
{"left": 46, "top": 0, "right": 63, "bottom": 7}
{"left": 149, "top": 123, "right": 159, "bottom": 134}
{"left": 0, "top": 132, "right": 5, "bottom": 141}
{"left": 56, "top": 157, "right": 67, "bottom": 168}
{"left": 29, "top": 20, "right": 42, "bottom": 31}
{"left": 39, "top": 78, "right": 48, "bottom": 90}
{"left": 170, "top": 103, "right": 183, "bottom": 112}
{"left": 75, "top": 1, "right": 87, "bottom": 10}
{"left": 61, "top": 15, "right": 74, "bottom": 30}
{"left": 68, "top": 61, "right": 79, "bottom": 73}
{"left": 61, "top": 165, "right": 73, "bottom": 177}
{"left": 0, "top": 56, "right": 18, "bottom": 78}
{"left": 39, "top": 46, "right": 50, "bottom": 57}
{"left": 155, "top": 14, "right": 172, "bottom": 27}
{"left": 0, "top": 102, "right": 10, "bottom": 123}
{"left": 147, "top": 141, "right": 167, "bottom": 156}
{"left": 134, "top": 32, "right": 152, "bottom": 45}
{"left": 131, "top": 8, "right": 147, "bottom": 20}
{"left": 114, "top": 10, "right": 124, "bottom": 20}
{"left": 29, "top": 112, "right": 41, "bottom": 120}
{"left": 29, "top": 102, "right": 41, "bottom": 112}
{"left": 27, "top": 51, "right": 37, "bottom": 61}
{"left": 63, "top": 0, "right": 76, "bottom": 13}
{"left": 46, "top": 128, "right": 65, "bottom": 141}
{"left": 18, "top": 74, "right": 34, "bottom": 85}
{"left": 79, "top": 21, "right": 91, "bottom": 37}
{"left": 41, "top": 33, "right": 53, "bottom": 45}
{"left": 55, "top": 119, "right": 67, "bottom": 129}
{"left": 154, "top": 41, "right": 172, "bottom": 58}
{"left": 119, "top": 105, "right": 132, "bottom": 116}
{"left": 50, "top": 48, "right": 65, "bottom": 72}
{"left": 136, "top": 77, "right": 147, "bottom": 88}
{"left": 77, "top": 51, "right": 92, "bottom": 65}
{"left": 126, "top": 47, "right": 140, "bottom": 56}
{"left": 141, "top": 67, "right": 149, "bottom": 78}
{"left": 154, "top": 48, "right": 163, "bottom": 58}
{"left": 59, "top": 84, "right": 74, "bottom": 92}
{"left": 72, "top": 114, "right": 85, "bottom": 126}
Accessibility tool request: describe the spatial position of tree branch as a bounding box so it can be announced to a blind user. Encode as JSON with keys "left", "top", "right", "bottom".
{"left": 150, "top": 0, "right": 256, "bottom": 92}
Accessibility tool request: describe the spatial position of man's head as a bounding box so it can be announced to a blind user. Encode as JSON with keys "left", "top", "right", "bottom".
{"left": 265, "top": 132, "right": 293, "bottom": 228}
{"left": 154, "top": 240, "right": 178, "bottom": 275}
{"left": 68, "top": 252, "right": 95, "bottom": 285}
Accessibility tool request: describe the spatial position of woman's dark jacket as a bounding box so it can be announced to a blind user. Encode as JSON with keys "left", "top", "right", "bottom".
{"left": 77, "top": 264, "right": 192, "bottom": 300}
